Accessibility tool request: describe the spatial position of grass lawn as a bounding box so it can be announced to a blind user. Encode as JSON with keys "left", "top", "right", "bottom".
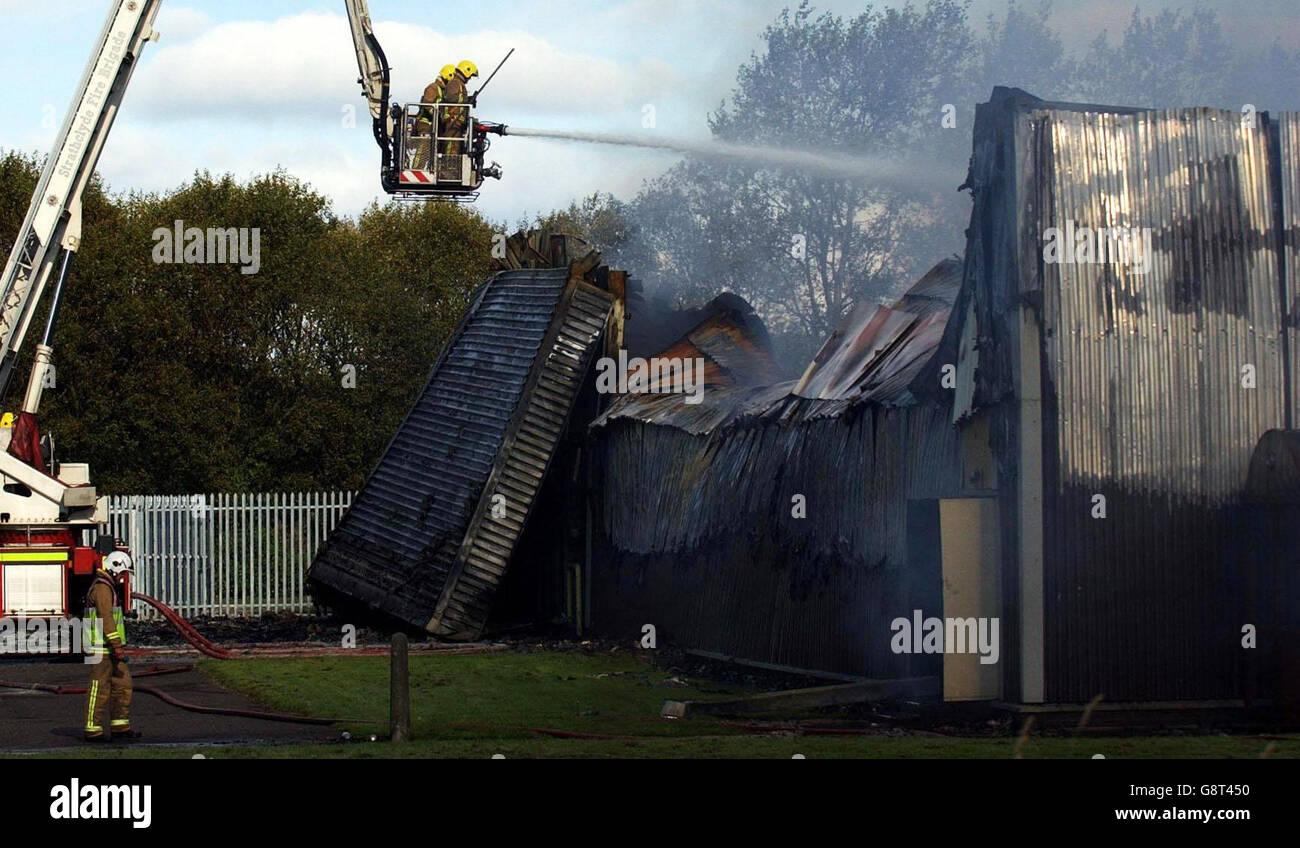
{"left": 47, "top": 650, "right": 1300, "bottom": 758}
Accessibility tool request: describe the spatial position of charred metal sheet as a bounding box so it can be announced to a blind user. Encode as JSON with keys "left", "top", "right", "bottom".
{"left": 631, "top": 294, "right": 777, "bottom": 390}
{"left": 590, "top": 401, "right": 965, "bottom": 677}
{"left": 593, "top": 293, "right": 781, "bottom": 432}
{"left": 588, "top": 260, "right": 967, "bottom": 676}
{"left": 428, "top": 281, "right": 615, "bottom": 638}
{"left": 625, "top": 291, "right": 764, "bottom": 360}
{"left": 794, "top": 306, "right": 915, "bottom": 400}
{"left": 891, "top": 258, "right": 963, "bottom": 317}
{"left": 592, "top": 382, "right": 796, "bottom": 436}
{"left": 595, "top": 260, "right": 959, "bottom": 435}
{"left": 794, "top": 259, "right": 960, "bottom": 402}
{"left": 683, "top": 307, "right": 778, "bottom": 387}
{"left": 308, "top": 264, "right": 614, "bottom": 636}
{"left": 491, "top": 229, "right": 599, "bottom": 272}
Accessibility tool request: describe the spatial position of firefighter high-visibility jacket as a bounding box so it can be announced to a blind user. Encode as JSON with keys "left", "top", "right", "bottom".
{"left": 83, "top": 571, "right": 132, "bottom": 739}
{"left": 84, "top": 573, "right": 125, "bottom": 650}
{"left": 416, "top": 79, "right": 445, "bottom": 133}
{"left": 442, "top": 76, "right": 469, "bottom": 135}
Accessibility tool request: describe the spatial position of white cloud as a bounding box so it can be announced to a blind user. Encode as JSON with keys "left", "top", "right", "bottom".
{"left": 153, "top": 6, "right": 212, "bottom": 44}
{"left": 130, "top": 11, "right": 679, "bottom": 124}
{"left": 90, "top": 123, "right": 197, "bottom": 197}
{"left": 6, "top": 7, "right": 699, "bottom": 220}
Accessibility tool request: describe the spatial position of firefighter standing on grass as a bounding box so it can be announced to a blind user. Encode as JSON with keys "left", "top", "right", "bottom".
{"left": 84, "top": 549, "right": 140, "bottom": 743}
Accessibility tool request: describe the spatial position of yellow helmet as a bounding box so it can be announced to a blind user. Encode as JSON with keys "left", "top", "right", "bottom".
{"left": 456, "top": 60, "right": 479, "bottom": 80}
{"left": 439, "top": 64, "right": 456, "bottom": 81}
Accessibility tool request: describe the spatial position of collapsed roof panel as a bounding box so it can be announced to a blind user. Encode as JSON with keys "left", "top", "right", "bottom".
{"left": 308, "top": 246, "right": 616, "bottom": 637}
{"left": 592, "top": 292, "right": 781, "bottom": 433}
{"left": 594, "top": 259, "right": 961, "bottom": 434}
{"left": 429, "top": 281, "right": 616, "bottom": 638}
{"left": 794, "top": 258, "right": 961, "bottom": 402}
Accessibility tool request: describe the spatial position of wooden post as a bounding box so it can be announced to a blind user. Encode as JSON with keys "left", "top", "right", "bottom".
{"left": 390, "top": 632, "right": 411, "bottom": 743}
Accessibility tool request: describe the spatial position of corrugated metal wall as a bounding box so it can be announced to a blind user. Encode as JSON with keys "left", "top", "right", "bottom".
{"left": 429, "top": 282, "right": 615, "bottom": 638}
{"left": 1035, "top": 106, "right": 1288, "bottom": 701}
{"left": 307, "top": 269, "right": 568, "bottom": 629}
{"left": 591, "top": 401, "right": 964, "bottom": 676}
{"left": 1038, "top": 107, "right": 1283, "bottom": 499}
{"left": 961, "top": 91, "right": 1300, "bottom": 701}
{"left": 1279, "top": 113, "right": 1300, "bottom": 426}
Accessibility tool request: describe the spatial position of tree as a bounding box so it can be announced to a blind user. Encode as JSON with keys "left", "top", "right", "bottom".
{"left": 1073, "top": 7, "right": 1235, "bottom": 107}
{"left": 529, "top": 192, "right": 653, "bottom": 273}
{"left": 617, "top": 1, "right": 1298, "bottom": 371}
{"left": 0, "top": 160, "right": 496, "bottom": 494}
{"left": 629, "top": 1, "right": 976, "bottom": 368}
{"left": 972, "top": 1, "right": 1072, "bottom": 104}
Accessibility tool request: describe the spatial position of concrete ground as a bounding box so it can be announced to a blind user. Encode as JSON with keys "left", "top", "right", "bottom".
{"left": 0, "top": 660, "right": 332, "bottom": 752}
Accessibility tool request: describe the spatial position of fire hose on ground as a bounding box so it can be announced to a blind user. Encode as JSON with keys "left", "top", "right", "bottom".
{"left": 131, "top": 591, "right": 231, "bottom": 660}
{"left": 0, "top": 593, "right": 382, "bottom": 727}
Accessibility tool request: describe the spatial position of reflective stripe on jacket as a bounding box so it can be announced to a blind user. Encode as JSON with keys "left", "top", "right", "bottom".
{"left": 84, "top": 575, "right": 126, "bottom": 649}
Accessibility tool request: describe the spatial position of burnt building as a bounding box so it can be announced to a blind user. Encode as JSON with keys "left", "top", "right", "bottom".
{"left": 589, "top": 88, "right": 1300, "bottom": 705}
{"left": 310, "top": 89, "right": 1299, "bottom": 706}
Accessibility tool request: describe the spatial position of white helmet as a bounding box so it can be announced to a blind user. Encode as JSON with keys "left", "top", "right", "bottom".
{"left": 102, "top": 550, "right": 134, "bottom": 578}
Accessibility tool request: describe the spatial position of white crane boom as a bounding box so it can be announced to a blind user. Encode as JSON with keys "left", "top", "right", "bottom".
{"left": 0, "top": 0, "right": 162, "bottom": 524}
{"left": 344, "top": 0, "right": 391, "bottom": 125}
{"left": 0, "top": 0, "right": 163, "bottom": 406}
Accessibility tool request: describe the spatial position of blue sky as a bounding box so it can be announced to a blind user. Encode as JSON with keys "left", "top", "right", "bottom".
{"left": 1, "top": 0, "right": 1297, "bottom": 223}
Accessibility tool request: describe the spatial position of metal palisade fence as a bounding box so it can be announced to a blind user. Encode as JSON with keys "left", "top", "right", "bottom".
{"left": 106, "top": 492, "right": 354, "bottom": 619}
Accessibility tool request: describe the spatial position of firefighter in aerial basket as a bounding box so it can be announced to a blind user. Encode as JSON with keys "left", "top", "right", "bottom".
{"left": 414, "top": 64, "right": 456, "bottom": 170}
{"left": 437, "top": 59, "right": 479, "bottom": 178}
{"left": 83, "top": 547, "right": 140, "bottom": 743}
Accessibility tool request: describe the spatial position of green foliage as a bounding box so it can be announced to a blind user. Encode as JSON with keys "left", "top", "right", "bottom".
{"left": 0, "top": 159, "right": 494, "bottom": 493}
{"left": 0, "top": 152, "right": 39, "bottom": 242}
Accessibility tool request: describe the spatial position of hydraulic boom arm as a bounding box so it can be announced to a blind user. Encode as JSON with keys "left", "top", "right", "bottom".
{"left": 343, "top": 0, "right": 395, "bottom": 181}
